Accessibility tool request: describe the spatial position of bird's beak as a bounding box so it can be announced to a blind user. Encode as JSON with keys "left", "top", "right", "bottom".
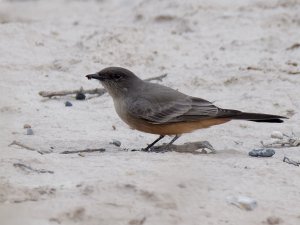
{"left": 86, "top": 73, "right": 102, "bottom": 80}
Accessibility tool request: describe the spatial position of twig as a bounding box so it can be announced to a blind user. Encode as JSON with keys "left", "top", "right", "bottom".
{"left": 8, "top": 140, "right": 51, "bottom": 155}
{"left": 261, "top": 133, "right": 300, "bottom": 148}
{"left": 286, "top": 43, "right": 300, "bottom": 50}
{"left": 39, "top": 87, "right": 106, "bottom": 98}
{"left": 261, "top": 138, "right": 300, "bottom": 148}
{"left": 9, "top": 140, "right": 36, "bottom": 151}
{"left": 144, "top": 73, "right": 168, "bottom": 82}
{"left": 13, "top": 163, "right": 54, "bottom": 174}
{"left": 246, "top": 66, "right": 263, "bottom": 71}
{"left": 60, "top": 148, "right": 105, "bottom": 154}
{"left": 283, "top": 156, "right": 300, "bottom": 167}
{"left": 39, "top": 74, "right": 168, "bottom": 98}
{"left": 286, "top": 71, "right": 300, "bottom": 75}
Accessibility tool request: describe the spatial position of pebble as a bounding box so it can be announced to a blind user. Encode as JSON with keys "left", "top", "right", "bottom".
{"left": 110, "top": 139, "right": 121, "bottom": 147}
{"left": 23, "top": 124, "right": 31, "bottom": 129}
{"left": 271, "top": 131, "right": 283, "bottom": 139}
{"left": 76, "top": 92, "right": 86, "bottom": 100}
{"left": 65, "top": 101, "right": 72, "bottom": 107}
{"left": 226, "top": 195, "right": 257, "bottom": 211}
{"left": 26, "top": 128, "right": 34, "bottom": 135}
{"left": 249, "top": 148, "right": 275, "bottom": 157}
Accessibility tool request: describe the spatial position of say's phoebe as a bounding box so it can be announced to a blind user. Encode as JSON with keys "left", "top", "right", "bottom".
{"left": 86, "top": 67, "right": 287, "bottom": 151}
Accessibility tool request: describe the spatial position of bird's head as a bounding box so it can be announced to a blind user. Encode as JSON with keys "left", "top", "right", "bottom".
{"left": 86, "top": 67, "right": 141, "bottom": 97}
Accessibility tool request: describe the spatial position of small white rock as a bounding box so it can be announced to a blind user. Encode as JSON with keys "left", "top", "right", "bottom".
{"left": 271, "top": 131, "right": 283, "bottom": 139}
{"left": 226, "top": 195, "right": 257, "bottom": 211}
{"left": 110, "top": 139, "right": 121, "bottom": 147}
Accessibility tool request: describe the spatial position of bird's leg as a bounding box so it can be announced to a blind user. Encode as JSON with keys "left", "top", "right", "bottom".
{"left": 165, "top": 134, "right": 181, "bottom": 149}
{"left": 150, "top": 135, "right": 181, "bottom": 152}
{"left": 142, "top": 135, "right": 165, "bottom": 151}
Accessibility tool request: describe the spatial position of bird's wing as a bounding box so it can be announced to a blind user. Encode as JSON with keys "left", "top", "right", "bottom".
{"left": 127, "top": 85, "right": 221, "bottom": 124}
{"left": 169, "top": 97, "right": 220, "bottom": 122}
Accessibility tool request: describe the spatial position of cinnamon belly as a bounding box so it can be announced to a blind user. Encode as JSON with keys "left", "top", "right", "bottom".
{"left": 124, "top": 116, "right": 231, "bottom": 135}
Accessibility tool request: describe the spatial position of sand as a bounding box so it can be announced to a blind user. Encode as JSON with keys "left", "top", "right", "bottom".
{"left": 1, "top": 0, "right": 300, "bottom": 224}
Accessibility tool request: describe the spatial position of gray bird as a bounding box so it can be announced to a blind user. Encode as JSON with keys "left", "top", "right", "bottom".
{"left": 86, "top": 67, "right": 287, "bottom": 151}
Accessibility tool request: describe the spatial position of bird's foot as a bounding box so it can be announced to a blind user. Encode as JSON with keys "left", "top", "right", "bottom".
{"left": 137, "top": 141, "right": 215, "bottom": 154}
{"left": 141, "top": 144, "right": 173, "bottom": 153}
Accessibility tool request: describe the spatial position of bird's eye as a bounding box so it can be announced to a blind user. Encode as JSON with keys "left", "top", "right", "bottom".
{"left": 114, "top": 74, "right": 121, "bottom": 80}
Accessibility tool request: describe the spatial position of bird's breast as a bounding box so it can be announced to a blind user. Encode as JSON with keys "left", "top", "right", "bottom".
{"left": 113, "top": 99, "right": 127, "bottom": 120}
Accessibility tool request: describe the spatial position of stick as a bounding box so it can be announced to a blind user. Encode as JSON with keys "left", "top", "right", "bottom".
{"left": 287, "top": 71, "right": 300, "bottom": 75}
{"left": 144, "top": 73, "right": 167, "bottom": 82}
{"left": 13, "top": 163, "right": 54, "bottom": 174}
{"left": 39, "top": 88, "right": 106, "bottom": 98}
{"left": 286, "top": 43, "right": 300, "bottom": 50}
{"left": 39, "top": 74, "right": 168, "bottom": 98}
{"left": 246, "top": 66, "right": 263, "bottom": 71}
{"left": 60, "top": 148, "right": 105, "bottom": 154}
{"left": 8, "top": 140, "right": 51, "bottom": 155}
{"left": 261, "top": 139, "right": 300, "bottom": 148}
{"left": 283, "top": 156, "right": 300, "bottom": 166}
{"left": 9, "top": 140, "right": 36, "bottom": 151}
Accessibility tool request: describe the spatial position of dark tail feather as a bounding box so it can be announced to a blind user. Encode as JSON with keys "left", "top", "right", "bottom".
{"left": 219, "top": 109, "right": 287, "bottom": 123}
{"left": 248, "top": 118, "right": 284, "bottom": 123}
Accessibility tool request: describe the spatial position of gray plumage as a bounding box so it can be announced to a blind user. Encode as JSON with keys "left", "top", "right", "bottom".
{"left": 126, "top": 81, "right": 285, "bottom": 124}
{"left": 86, "top": 67, "right": 287, "bottom": 151}
{"left": 86, "top": 67, "right": 287, "bottom": 125}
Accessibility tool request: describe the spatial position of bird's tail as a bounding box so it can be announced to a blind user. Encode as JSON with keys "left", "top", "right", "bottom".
{"left": 218, "top": 109, "right": 287, "bottom": 123}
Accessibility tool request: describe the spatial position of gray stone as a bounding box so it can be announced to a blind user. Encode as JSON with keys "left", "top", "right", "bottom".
{"left": 65, "top": 101, "right": 72, "bottom": 107}
{"left": 249, "top": 148, "right": 275, "bottom": 157}
{"left": 76, "top": 92, "right": 86, "bottom": 100}
{"left": 26, "top": 128, "right": 34, "bottom": 135}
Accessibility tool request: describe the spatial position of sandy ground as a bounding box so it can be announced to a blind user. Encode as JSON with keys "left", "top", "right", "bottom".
{"left": 1, "top": 0, "right": 300, "bottom": 224}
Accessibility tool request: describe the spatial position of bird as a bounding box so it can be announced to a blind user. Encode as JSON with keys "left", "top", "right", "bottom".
{"left": 86, "top": 67, "right": 287, "bottom": 151}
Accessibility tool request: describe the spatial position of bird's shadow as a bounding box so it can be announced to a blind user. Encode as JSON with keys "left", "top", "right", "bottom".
{"left": 132, "top": 141, "right": 216, "bottom": 154}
